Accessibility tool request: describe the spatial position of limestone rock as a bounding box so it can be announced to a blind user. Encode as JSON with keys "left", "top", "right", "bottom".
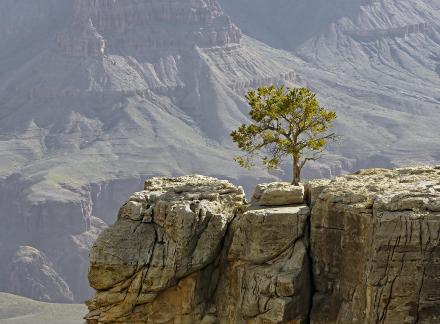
{"left": 85, "top": 168, "right": 440, "bottom": 323}
{"left": 307, "top": 167, "right": 440, "bottom": 324}
{"left": 85, "top": 175, "right": 312, "bottom": 324}
{"left": 253, "top": 182, "right": 305, "bottom": 206}
{"left": 72, "top": 0, "right": 241, "bottom": 52}
{"left": 85, "top": 175, "right": 245, "bottom": 323}
{"left": 216, "top": 204, "right": 311, "bottom": 324}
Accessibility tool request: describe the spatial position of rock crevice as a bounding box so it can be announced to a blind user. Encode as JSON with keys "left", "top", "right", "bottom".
{"left": 86, "top": 167, "right": 440, "bottom": 323}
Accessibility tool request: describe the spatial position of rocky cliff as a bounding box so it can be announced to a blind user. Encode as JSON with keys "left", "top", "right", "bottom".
{"left": 2, "top": 0, "right": 440, "bottom": 305}
{"left": 308, "top": 167, "right": 440, "bottom": 323}
{"left": 0, "top": 0, "right": 297, "bottom": 302}
{"left": 86, "top": 167, "right": 440, "bottom": 323}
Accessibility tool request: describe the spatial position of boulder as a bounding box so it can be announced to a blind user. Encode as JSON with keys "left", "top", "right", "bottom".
{"left": 253, "top": 182, "right": 305, "bottom": 206}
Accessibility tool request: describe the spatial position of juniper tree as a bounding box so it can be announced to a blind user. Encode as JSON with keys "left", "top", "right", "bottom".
{"left": 231, "top": 86, "right": 337, "bottom": 186}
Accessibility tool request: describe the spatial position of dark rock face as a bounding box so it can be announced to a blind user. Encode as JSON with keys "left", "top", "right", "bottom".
{"left": 4, "top": 246, "right": 74, "bottom": 303}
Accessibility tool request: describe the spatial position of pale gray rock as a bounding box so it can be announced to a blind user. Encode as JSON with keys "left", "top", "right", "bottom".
{"left": 252, "top": 182, "right": 305, "bottom": 206}
{"left": 84, "top": 168, "right": 440, "bottom": 323}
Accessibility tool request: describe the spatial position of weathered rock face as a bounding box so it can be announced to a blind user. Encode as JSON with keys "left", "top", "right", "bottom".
{"left": 85, "top": 175, "right": 246, "bottom": 323}
{"left": 86, "top": 168, "right": 440, "bottom": 323}
{"left": 85, "top": 177, "right": 311, "bottom": 323}
{"left": 307, "top": 167, "right": 440, "bottom": 324}
{"left": 216, "top": 204, "right": 311, "bottom": 323}
{"left": 252, "top": 182, "right": 305, "bottom": 206}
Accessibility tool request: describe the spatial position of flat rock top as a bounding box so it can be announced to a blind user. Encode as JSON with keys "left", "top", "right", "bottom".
{"left": 144, "top": 175, "right": 241, "bottom": 193}
{"left": 308, "top": 166, "right": 440, "bottom": 212}
{"left": 139, "top": 175, "right": 245, "bottom": 206}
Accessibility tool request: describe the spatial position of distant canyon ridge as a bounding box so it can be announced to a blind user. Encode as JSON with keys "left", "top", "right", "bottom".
{"left": 0, "top": 0, "right": 439, "bottom": 303}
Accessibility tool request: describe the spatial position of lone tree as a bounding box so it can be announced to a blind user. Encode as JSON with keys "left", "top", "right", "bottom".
{"left": 231, "top": 86, "right": 337, "bottom": 185}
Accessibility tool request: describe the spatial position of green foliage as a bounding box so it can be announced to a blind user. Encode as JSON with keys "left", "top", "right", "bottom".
{"left": 231, "top": 85, "right": 338, "bottom": 184}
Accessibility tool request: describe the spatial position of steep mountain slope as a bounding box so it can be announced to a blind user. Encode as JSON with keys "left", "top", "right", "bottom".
{"left": 219, "top": 0, "right": 366, "bottom": 51}
{"left": 0, "top": 0, "right": 299, "bottom": 302}
{"left": 221, "top": 0, "right": 440, "bottom": 168}
{"left": 2, "top": 0, "right": 440, "bottom": 304}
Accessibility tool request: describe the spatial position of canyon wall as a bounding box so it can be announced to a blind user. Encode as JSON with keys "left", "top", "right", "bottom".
{"left": 86, "top": 167, "right": 440, "bottom": 323}
{"left": 0, "top": 0, "right": 296, "bottom": 303}
{"left": 3, "top": 0, "right": 440, "bottom": 307}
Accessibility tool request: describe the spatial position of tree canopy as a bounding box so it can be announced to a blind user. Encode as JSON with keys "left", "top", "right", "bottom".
{"left": 231, "top": 85, "right": 338, "bottom": 185}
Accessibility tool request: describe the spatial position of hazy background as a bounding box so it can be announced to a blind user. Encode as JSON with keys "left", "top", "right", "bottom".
{"left": 0, "top": 0, "right": 439, "bottom": 314}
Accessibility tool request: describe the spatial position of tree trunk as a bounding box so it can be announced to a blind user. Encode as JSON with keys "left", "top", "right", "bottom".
{"left": 292, "top": 155, "right": 301, "bottom": 186}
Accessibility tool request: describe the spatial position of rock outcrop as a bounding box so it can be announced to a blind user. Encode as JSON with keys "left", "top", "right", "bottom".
{"left": 216, "top": 204, "right": 311, "bottom": 323}
{"left": 308, "top": 167, "right": 440, "bottom": 324}
{"left": 252, "top": 182, "right": 305, "bottom": 206}
{"left": 85, "top": 176, "right": 246, "bottom": 323}
{"left": 86, "top": 167, "right": 440, "bottom": 323}
{"left": 85, "top": 175, "right": 310, "bottom": 323}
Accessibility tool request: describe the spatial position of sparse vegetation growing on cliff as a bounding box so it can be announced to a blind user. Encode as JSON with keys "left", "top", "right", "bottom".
{"left": 231, "top": 86, "right": 337, "bottom": 185}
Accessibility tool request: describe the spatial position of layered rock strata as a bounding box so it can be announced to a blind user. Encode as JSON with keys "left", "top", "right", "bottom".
{"left": 59, "top": 0, "right": 241, "bottom": 56}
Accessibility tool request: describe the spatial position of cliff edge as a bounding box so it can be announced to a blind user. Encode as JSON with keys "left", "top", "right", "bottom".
{"left": 85, "top": 167, "right": 440, "bottom": 323}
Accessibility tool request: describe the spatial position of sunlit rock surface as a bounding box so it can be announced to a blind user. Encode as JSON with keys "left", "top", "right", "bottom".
{"left": 86, "top": 168, "right": 440, "bottom": 323}
{"left": 307, "top": 167, "right": 440, "bottom": 323}
{"left": 1, "top": 0, "right": 440, "bottom": 304}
